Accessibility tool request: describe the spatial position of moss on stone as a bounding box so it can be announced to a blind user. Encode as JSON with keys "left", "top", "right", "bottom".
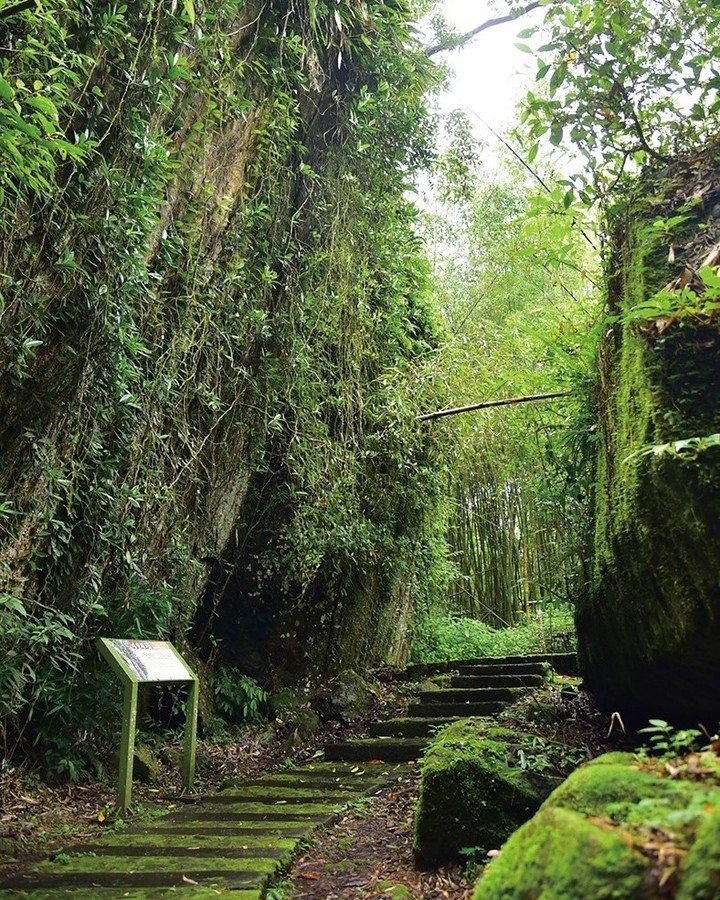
{"left": 676, "top": 803, "right": 720, "bottom": 900}
{"left": 473, "top": 806, "right": 651, "bottom": 899}
{"left": 544, "top": 755, "right": 717, "bottom": 828}
{"left": 473, "top": 752, "right": 720, "bottom": 898}
{"left": 579, "top": 153, "right": 720, "bottom": 723}
{"left": 413, "top": 720, "right": 559, "bottom": 866}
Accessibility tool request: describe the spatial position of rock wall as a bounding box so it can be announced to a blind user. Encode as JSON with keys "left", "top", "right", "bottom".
{"left": 0, "top": 0, "right": 447, "bottom": 760}
{"left": 578, "top": 146, "right": 720, "bottom": 724}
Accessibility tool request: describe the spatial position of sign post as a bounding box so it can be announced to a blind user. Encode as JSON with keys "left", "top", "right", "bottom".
{"left": 97, "top": 638, "right": 199, "bottom": 814}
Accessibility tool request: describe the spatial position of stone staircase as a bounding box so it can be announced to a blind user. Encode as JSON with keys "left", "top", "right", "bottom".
{"left": 325, "top": 653, "right": 577, "bottom": 763}
{"left": 0, "top": 761, "right": 413, "bottom": 897}
{"left": 0, "top": 652, "right": 576, "bottom": 896}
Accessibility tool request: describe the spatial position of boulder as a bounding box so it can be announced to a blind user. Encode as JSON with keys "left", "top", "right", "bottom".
{"left": 474, "top": 751, "right": 720, "bottom": 898}
{"left": 310, "top": 670, "right": 376, "bottom": 721}
{"left": 413, "top": 719, "right": 561, "bottom": 866}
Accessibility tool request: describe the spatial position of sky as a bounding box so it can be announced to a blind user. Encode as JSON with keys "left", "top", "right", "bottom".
{"left": 433, "top": 0, "right": 544, "bottom": 146}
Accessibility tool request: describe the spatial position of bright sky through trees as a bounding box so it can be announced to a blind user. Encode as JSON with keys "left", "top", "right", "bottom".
{"left": 437, "top": 0, "right": 542, "bottom": 144}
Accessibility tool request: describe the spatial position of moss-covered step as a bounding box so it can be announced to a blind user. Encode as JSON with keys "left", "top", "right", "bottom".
{"left": 325, "top": 737, "right": 428, "bottom": 762}
{"left": 370, "top": 717, "right": 462, "bottom": 738}
{"left": 468, "top": 653, "right": 578, "bottom": 675}
{"left": 474, "top": 751, "right": 720, "bottom": 899}
{"left": 413, "top": 720, "right": 559, "bottom": 867}
{"left": 0, "top": 761, "right": 407, "bottom": 896}
{"left": 404, "top": 653, "right": 578, "bottom": 680}
{"left": 418, "top": 687, "right": 524, "bottom": 704}
{"left": 450, "top": 673, "right": 545, "bottom": 688}
{"left": 456, "top": 662, "right": 547, "bottom": 677}
{"left": 407, "top": 701, "right": 506, "bottom": 718}
{"left": 1, "top": 889, "right": 261, "bottom": 899}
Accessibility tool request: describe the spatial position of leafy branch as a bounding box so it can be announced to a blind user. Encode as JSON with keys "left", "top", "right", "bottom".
{"left": 425, "top": 1, "right": 541, "bottom": 56}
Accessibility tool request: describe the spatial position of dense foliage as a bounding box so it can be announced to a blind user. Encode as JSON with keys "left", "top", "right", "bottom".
{"left": 419, "top": 164, "right": 598, "bottom": 631}
{"left": 0, "top": 0, "right": 449, "bottom": 771}
{"left": 520, "top": 0, "right": 720, "bottom": 200}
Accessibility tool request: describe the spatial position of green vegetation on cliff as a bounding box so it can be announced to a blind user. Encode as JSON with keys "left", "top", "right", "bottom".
{"left": 577, "top": 150, "right": 720, "bottom": 722}
{"left": 0, "top": 0, "right": 449, "bottom": 769}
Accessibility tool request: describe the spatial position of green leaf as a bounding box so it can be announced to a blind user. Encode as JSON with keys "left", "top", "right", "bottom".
{"left": 0, "top": 77, "right": 15, "bottom": 101}
{"left": 181, "top": 0, "right": 194, "bottom": 25}
{"left": 0, "top": 594, "right": 27, "bottom": 616}
{"left": 26, "top": 95, "right": 59, "bottom": 119}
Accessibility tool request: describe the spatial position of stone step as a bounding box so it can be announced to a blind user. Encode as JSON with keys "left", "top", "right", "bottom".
{"left": 370, "top": 717, "right": 461, "bottom": 738}
{"left": 451, "top": 673, "right": 545, "bottom": 688}
{"left": 457, "top": 662, "right": 548, "bottom": 676}
{"left": 325, "top": 738, "right": 428, "bottom": 762}
{"left": 0, "top": 761, "right": 407, "bottom": 896}
{"left": 404, "top": 652, "right": 577, "bottom": 679}
{"left": 419, "top": 687, "right": 523, "bottom": 704}
{"left": 461, "top": 653, "right": 578, "bottom": 675}
{"left": 408, "top": 701, "right": 508, "bottom": 718}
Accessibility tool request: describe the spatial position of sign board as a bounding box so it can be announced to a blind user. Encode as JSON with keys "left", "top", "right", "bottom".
{"left": 106, "top": 639, "right": 193, "bottom": 683}
{"left": 98, "top": 638, "right": 199, "bottom": 814}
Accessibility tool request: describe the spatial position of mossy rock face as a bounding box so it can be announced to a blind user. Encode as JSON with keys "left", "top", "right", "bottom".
{"left": 413, "top": 720, "right": 559, "bottom": 866}
{"left": 475, "top": 751, "right": 720, "bottom": 898}
{"left": 579, "top": 151, "right": 720, "bottom": 724}
{"left": 473, "top": 805, "right": 651, "bottom": 899}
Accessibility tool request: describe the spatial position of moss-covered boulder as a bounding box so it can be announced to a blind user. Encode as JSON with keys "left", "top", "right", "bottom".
{"left": 474, "top": 805, "right": 651, "bottom": 899}
{"left": 413, "top": 720, "right": 561, "bottom": 866}
{"left": 474, "top": 750, "right": 720, "bottom": 898}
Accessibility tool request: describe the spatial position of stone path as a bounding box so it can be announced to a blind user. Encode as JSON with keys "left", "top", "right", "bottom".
{"left": 325, "top": 653, "right": 577, "bottom": 763}
{"left": 0, "top": 653, "right": 575, "bottom": 897}
{"left": 0, "top": 761, "right": 413, "bottom": 897}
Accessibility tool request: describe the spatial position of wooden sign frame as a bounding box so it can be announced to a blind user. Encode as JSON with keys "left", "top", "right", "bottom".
{"left": 97, "top": 638, "right": 199, "bottom": 814}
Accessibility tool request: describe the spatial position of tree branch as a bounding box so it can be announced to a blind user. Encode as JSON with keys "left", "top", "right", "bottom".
{"left": 425, "top": 1, "right": 542, "bottom": 57}
{"left": 0, "top": 0, "right": 36, "bottom": 19}
{"left": 419, "top": 391, "right": 571, "bottom": 421}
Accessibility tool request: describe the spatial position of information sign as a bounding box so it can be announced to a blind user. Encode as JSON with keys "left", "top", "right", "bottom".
{"left": 107, "top": 639, "right": 193, "bottom": 682}
{"left": 98, "top": 638, "right": 199, "bottom": 814}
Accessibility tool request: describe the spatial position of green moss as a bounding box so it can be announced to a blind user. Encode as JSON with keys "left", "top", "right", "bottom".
{"left": 413, "top": 721, "right": 559, "bottom": 866}
{"left": 472, "top": 752, "right": 720, "bottom": 898}
{"left": 473, "top": 806, "right": 650, "bottom": 899}
{"left": 677, "top": 803, "right": 720, "bottom": 899}
{"left": 579, "top": 164, "right": 720, "bottom": 721}
{"left": 544, "top": 756, "right": 718, "bottom": 828}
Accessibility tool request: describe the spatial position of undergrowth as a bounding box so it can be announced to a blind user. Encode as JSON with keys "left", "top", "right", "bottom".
{"left": 412, "top": 603, "right": 575, "bottom": 662}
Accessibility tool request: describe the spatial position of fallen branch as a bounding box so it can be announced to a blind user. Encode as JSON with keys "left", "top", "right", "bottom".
{"left": 419, "top": 390, "right": 571, "bottom": 421}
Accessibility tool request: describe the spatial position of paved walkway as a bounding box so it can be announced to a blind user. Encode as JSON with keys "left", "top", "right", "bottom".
{"left": 0, "top": 761, "right": 411, "bottom": 897}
